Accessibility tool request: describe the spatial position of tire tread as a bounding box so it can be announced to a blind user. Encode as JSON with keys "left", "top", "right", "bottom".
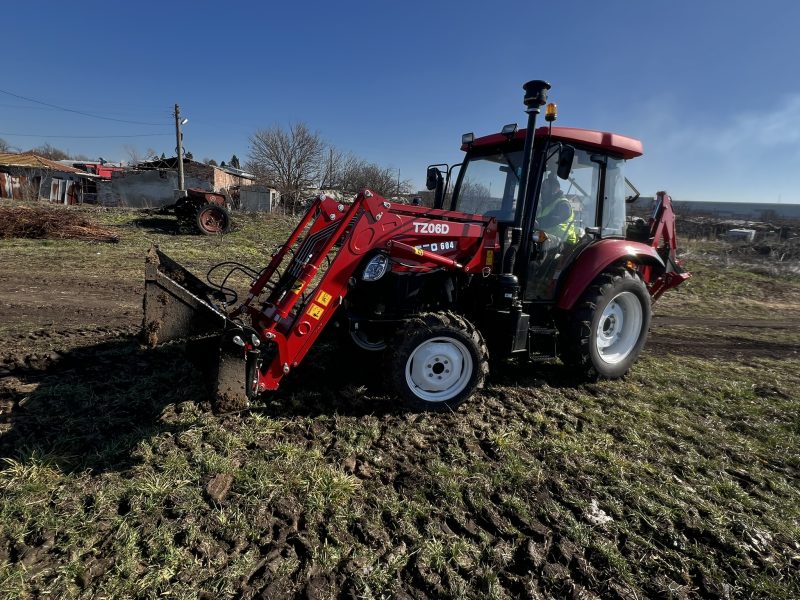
{"left": 560, "top": 266, "right": 651, "bottom": 381}
{"left": 385, "top": 311, "right": 489, "bottom": 411}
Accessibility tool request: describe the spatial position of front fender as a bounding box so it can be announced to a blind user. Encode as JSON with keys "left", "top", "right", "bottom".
{"left": 555, "top": 239, "right": 664, "bottom": 311}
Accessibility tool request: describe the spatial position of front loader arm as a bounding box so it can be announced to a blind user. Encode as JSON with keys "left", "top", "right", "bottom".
{"left": 239, "top": 191, "right": 495, "bottom": 395}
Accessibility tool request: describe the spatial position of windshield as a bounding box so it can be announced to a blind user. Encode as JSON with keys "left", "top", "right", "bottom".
{"left": 452, "top": 150, "right": 523, "bottom": 220}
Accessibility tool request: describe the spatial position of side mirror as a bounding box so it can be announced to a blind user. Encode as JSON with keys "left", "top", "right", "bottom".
{"left": 557, "top": 146, "right": 574, "bottom": 180}
{"left": 426, "top": 167, "right": 442, "bottom": 191}
{"left": 426, "top": 166, "right": 446, "bottom": 209}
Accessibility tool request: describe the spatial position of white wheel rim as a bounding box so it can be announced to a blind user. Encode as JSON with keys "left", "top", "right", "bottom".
{"left": 405, "top": 337, "right": 473, "bottom": 402}
{"left": 595, "top": 291, "right": 643, "bottom": 364}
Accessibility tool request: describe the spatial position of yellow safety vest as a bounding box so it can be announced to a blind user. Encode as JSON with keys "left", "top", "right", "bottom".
{"left": 539, "top": 197, "right": 579, "bottom": 244}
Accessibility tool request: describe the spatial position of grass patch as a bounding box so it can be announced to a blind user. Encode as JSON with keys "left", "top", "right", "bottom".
{"left": 0, "top": 206, "right": 798, "bottom": 598}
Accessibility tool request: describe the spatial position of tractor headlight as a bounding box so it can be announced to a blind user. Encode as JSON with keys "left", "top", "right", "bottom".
{"left": 362, "top": 254, "right": 389, "bottom": 281}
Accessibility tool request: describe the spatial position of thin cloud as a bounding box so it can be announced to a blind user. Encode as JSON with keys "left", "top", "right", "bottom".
{"left": 626, "top": 93, "right": 800, "bottom": 156}
{"left": 623, "top": 94, "right": 800, "bottom": 202}
{"left": 704, "top": 94, "right": 800, "bottom": 153}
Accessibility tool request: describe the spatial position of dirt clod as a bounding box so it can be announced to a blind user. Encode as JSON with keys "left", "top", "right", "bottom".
{"left": 205, "top": 473, "right": 234, "bottom": 504}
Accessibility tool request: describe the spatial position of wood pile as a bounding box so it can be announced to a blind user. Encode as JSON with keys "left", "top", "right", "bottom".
{"left": 0, "top": 205, "right": 119, "bottom": 243}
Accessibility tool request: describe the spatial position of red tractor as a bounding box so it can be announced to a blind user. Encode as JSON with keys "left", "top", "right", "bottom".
{"left": 144, "top": 80, "right": 689, "bottom": 411}
{"left": 172, "top": 188, "right": 232, "bottom": 235}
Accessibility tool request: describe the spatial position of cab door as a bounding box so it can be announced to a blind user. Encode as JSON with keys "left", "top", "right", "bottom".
{"left": 525, "top": 146, "right": 601, "bottom": 301}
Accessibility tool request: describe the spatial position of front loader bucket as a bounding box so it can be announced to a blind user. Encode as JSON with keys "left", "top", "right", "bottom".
{"left": 143, "top": 246, "right": 250, "bottom": 413}
{"left": 143, "top": 245, "right": 227, "bottom": 347}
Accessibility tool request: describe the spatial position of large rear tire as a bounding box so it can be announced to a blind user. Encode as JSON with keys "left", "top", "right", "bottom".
{"left": 561, "top": 267, "right": 651, "bottom": 380}
{"left": 195, "top": 203, "right": 231, "bottom": 235}
{"left": 386, "top": 312, "right": 488, "bottom": 411}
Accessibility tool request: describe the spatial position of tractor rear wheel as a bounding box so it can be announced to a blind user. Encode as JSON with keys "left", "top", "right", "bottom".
{"left": 386, "top": 312, "right": 488, "bottom": 411}
{"left": 561, "top": 266, "right": 651, "bottom": 380}
{"left": 195, "top": 203, "right": 231, "bottom": 235}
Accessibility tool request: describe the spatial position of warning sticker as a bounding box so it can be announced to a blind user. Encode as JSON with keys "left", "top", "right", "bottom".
{"left": 291, "top": 281, "right": 305, "bottom": 295}
{"left": 413, "top": 247, "right": 424, "bottom": 256}
{"left": 306, "top": 304, "right": 324, "bottom": 320}
{"left": 316, "top": 290, "right": 332, "bottom": 306}
{"left": 486, "top": 249, "right": 494, "bottom": 265}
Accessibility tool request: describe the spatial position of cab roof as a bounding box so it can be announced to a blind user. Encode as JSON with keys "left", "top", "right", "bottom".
{"left": 463, "top": 126, "right": 644, "bottom": 159}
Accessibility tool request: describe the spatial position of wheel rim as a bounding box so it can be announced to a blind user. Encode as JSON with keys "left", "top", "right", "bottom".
{"left": 200, "top": 207, "right": 225, "bottom": 233}
{"left": 405, "top": 337, "right": 473, "bottom": 402}
{"left": 595, "top": 291, "right": 643, "bottom": 364}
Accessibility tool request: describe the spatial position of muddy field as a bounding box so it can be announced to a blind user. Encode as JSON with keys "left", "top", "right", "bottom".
{"left": 1, "top": 208, "right": 799, "bottom": 599}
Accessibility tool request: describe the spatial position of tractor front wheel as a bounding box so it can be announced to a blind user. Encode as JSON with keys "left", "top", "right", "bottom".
{"left": 195, "top": 203, "right": 231, "bottom": 235}
{"left": 386, "top": 312, "right": 488, "bottom": 411}
{"left": 561, "top": 267, "right": 651, "bottom": 380}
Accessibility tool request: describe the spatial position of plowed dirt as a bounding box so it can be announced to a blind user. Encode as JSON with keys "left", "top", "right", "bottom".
{"left": 1, "top": 212, "right": 798, "bottom": 599}
{"left": 1, "top": 270, "right": 794, "bottom": 367}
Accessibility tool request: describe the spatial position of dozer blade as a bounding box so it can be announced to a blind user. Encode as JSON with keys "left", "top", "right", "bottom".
{"left": 143, "top": 245, "right": 227, "bottom": 346}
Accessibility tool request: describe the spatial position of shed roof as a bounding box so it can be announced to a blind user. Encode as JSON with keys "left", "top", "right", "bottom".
{"left": 0, "top": 152, "right": 90, "bottom": 174}
{"left": 134, "top": 157, "right": 256, "bottom": 180}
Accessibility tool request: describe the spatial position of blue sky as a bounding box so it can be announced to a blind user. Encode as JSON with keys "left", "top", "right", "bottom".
{"left": 3, "top": 1, "right": 799, "bottom": 202}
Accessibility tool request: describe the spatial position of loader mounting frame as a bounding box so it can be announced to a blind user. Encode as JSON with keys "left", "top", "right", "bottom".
{"left": 230, "top": 192, "right": 498, "bottom": 397}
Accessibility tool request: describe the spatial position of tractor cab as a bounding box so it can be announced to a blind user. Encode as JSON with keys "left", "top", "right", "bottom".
{"left": 444, "top": 123, "right": 643, "bottom": 302}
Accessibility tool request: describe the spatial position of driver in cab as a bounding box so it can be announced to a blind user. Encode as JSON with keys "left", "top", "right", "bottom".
{"left": 526, "top": 171, "right": 580, "bottom": 299}
{"left": 537, "top": 172, "right": 579, "bottom": 245}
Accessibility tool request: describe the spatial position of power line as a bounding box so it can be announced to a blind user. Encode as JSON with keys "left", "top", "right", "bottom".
{"left": 0, "top": 102, "right": 170, "bottom": 119}
{"left": 0, "top": 103, "right": 63, "bottom": 112}
{"left": 0, "top": 131, "right": 171, "bottom": 139}
{"left": 0, "top": 88, "right": 167, "bottom": 126}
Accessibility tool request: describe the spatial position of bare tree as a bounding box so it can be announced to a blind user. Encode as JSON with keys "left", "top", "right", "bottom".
{"left": 32, "top": 143, "right": 70, "bottom": 161}
{"left": 123, "top": 144, "right": 143, "bottom": 165}
{"left": 457, "top": 179, "right": 492, "bottom": 214}
{"left": 0, "top": 138, "right": 9, "bottom": 153}
{"left": 337, "top": 157, "right": 412, "bottom": 198}
{"left": 247, "top": 122, "right": 325, "bottom": 214}
{"left": 316, "top": 147, "right": 412, "bottom": 198}
{"left": 319, "top": 147, "right": 369, "bottom": 191}
{"left": 247, "top": 122, "right": 414, "bottom": 209}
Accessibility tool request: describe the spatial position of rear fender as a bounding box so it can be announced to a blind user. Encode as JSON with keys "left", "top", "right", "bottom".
{"left": 555, "top": 239, "right": 664, "bottom": 311}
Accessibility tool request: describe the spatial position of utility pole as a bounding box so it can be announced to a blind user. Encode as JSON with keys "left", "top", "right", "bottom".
{"left": 174, "top": 104, "right": 186, "bottom": 193}
{"left": 327, "top": 147, "right": 333, "bottom": 189}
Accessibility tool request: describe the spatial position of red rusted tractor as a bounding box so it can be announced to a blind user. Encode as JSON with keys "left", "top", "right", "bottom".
{"left": 144, "top": 79, "right": 689, "bottom": 411}
{"left": 173, "top": 188, "right": 232, "bottom": 235}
